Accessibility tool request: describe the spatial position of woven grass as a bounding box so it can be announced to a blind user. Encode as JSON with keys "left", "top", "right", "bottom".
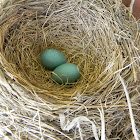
{"left": 0, "top": 0, "right": 140, "bottom": 139}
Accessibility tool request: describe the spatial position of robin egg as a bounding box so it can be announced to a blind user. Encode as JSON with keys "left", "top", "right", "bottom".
{"left": 41, "top": 49, "right": 67, "bottom": 70}
{"left": 52, "top": 63, "right": 81, "bottom": 84}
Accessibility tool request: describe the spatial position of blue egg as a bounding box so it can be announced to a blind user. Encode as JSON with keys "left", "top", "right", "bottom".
{"left": 52, "top": 63, "right": 81, "bottom": 84}
{"left": 41, "top": 49, "right": 67, "bottom": 70}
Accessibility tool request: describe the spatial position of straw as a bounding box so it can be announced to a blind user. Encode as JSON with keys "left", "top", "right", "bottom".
{"left": 0, "top": 0, "right": 139, "bottom": 139}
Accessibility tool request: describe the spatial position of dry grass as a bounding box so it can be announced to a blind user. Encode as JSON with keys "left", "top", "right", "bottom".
{"left": 0, "top": 0, "right": 139, "bottom": 139}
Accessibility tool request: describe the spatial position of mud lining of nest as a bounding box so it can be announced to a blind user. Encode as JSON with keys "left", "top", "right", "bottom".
{"left": 0, "top": 0, "right": 140, "bottom": 139}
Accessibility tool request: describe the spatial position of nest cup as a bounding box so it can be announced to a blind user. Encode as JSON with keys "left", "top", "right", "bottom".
{"left": 0, "top": 0, "right": 140, "bottom": 139}
{"left": 0, "top": 0, "right": 120, "bottom": 103}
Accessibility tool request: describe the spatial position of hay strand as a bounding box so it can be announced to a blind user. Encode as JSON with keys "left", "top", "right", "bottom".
{"left": 130, "top": 0, "right": 135, "bottom": 15}
{"left": 98, "top": 107, "right": 105, "bottom": 140}
{"left": 119, "top": 75, "right": 139, "bottom": 140}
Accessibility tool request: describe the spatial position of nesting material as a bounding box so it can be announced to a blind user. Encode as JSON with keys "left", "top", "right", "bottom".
{"left": 0, "top": 0, "right": 140, "bottom": 139}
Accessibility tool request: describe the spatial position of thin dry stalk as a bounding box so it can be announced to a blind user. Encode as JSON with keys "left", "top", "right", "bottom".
{"left": 119, "top": 75, "right": 139, "bottom": 140}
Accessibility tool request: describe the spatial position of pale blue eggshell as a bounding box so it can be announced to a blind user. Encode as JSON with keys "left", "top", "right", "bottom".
{"left": 41, "top": 49, "right": 67, "bottom": 70}
{"left": 52, "top": 63, "right": 81, "bottom": 84}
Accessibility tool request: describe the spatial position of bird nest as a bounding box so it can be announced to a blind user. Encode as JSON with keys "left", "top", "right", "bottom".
{"left": 0, "top": 0, "right": 140, "bottom": 139}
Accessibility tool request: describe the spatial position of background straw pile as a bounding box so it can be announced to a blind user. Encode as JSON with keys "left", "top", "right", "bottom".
{"left": 0, "top": 0, "right": 139, "bottom": 139}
